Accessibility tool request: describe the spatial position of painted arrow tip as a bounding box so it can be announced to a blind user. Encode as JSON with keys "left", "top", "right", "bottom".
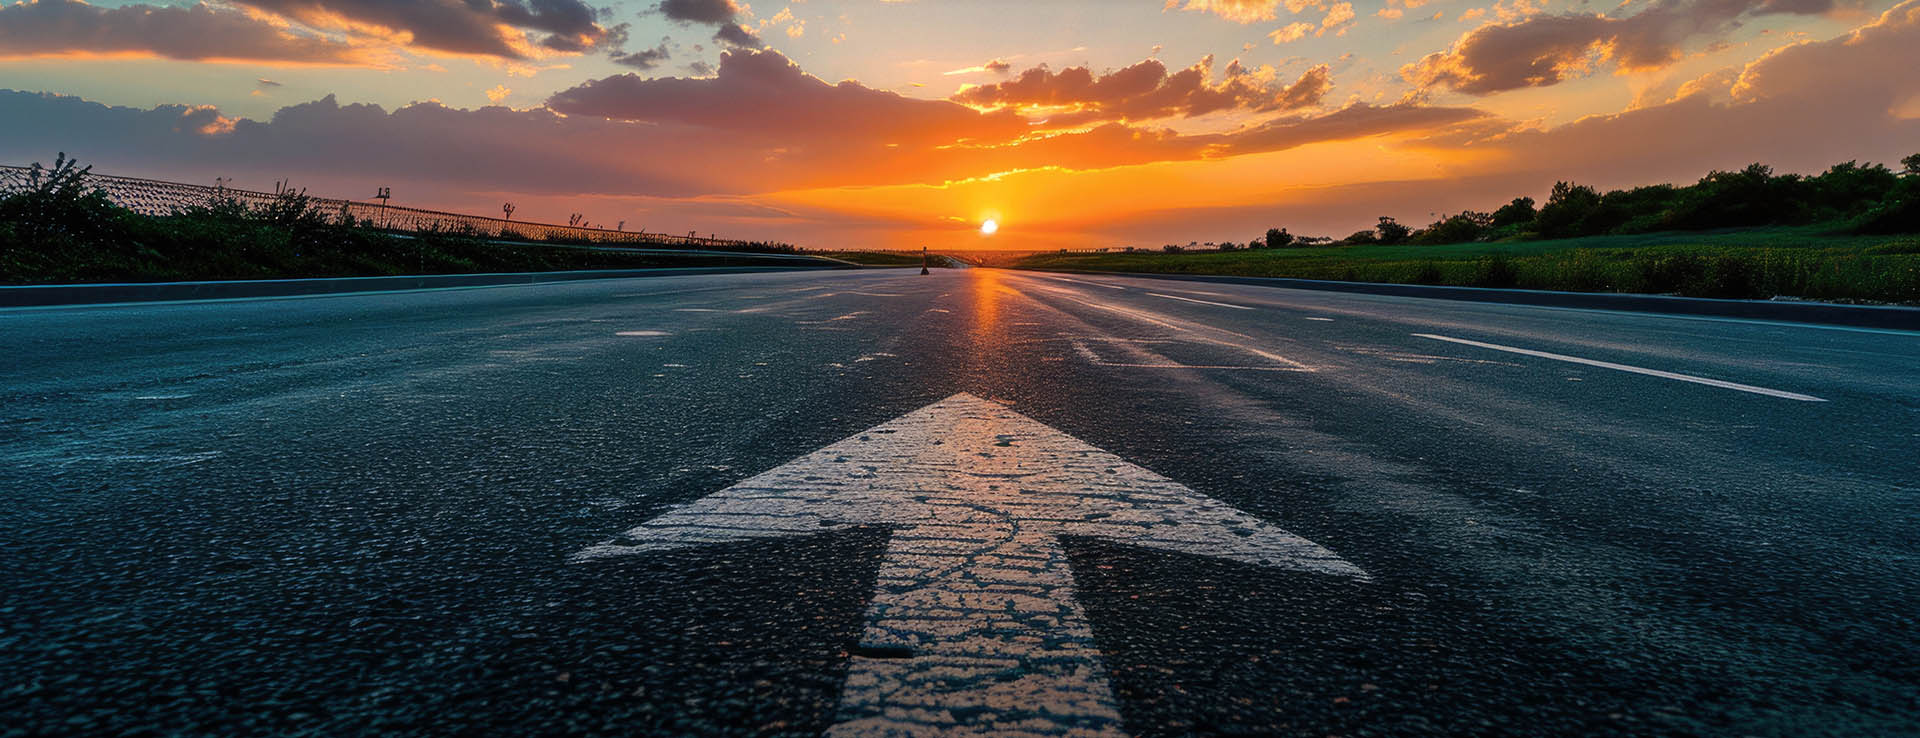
{"left": 574, "top": 391, "right": 1366, "bottom": 580}
{"left": 575, "top": 393, "right": 1367, "bottom": 736}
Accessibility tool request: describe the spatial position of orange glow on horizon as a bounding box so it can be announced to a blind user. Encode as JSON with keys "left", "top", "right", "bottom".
{"left": 761, "top": 135, "right": 1502, "bottom": 250}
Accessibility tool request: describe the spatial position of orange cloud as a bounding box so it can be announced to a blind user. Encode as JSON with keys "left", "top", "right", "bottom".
{"left": 1164, "top": 0, "right": 1285, "bottom": 23}
{"left": 231, "top": 0, "right": 612, "bottom": 58}
{"left": 0, "top": 0, "right": 377, "bottom": 65}
{"left": 951, "top": 56, "right": 1333, "bottom": 124}
{"left": 1406, "top": 0, "right": 1842, "bottom": 95}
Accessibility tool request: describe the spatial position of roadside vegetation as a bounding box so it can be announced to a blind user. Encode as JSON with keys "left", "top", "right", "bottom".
{"left": 1021, "top": 154, "right": 1920, "bottom": 303}
{"left": 0, "top": 154, "right": 853, "bottom": 284}
{"left": 817, "top": 250, "right": 928, "bottom": 267}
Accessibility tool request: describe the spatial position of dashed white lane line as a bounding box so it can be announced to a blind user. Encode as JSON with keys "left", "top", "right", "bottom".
{"left": 577, "top": 393, "right": 1364, "bottom": 737}
{"left": 1414, "top": 333, "right": 1828, "bottom": 402}
{"left": 798, "top": 311, "right": 871, "bottom": 325}
{"left": 615, "top": 330, "right": 669, "bottom": 337}
{"left": 1034, "top": 274, "right": 1128, "bottom": 290}
{"left": 1305, "top": 317, "right": 1335, "bottom": 322}
{"left": 1069, "top": 340, "right": 1307, "bottom": 371}
{"left": 1055, "top": 296, "right": 1187, "bottom": 331}
{"left": 1147, "top": 292, "right": 1254, "bottom": 310}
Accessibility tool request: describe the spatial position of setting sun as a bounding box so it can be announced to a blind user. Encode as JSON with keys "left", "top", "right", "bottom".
{"left": 979, "top": 218, "right": 998, "bottom": 236}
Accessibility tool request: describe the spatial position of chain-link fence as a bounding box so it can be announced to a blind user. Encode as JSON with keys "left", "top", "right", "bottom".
{"left": 0, "top": 165, "right": 796, "bottom": 251}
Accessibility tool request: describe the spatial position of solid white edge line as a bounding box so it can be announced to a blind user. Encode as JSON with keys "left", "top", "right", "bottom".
{"left": 1147, "top": 292, "right": 1254, "bottom": 310}
{"left": 1413, "top": 333, "right": 1828, "bottom": 402}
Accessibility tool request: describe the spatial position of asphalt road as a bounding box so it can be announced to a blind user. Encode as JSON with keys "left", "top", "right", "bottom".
{"left": 3, "top": 268, "right": 1916, "bottom": 737}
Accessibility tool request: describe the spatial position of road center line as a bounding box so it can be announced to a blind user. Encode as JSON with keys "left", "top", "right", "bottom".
{"left": 1413, "top": 333, "right": 1827, "bottom": 402}
{"left": 1147, "top": 292, "right": 1254, "bottom": 310}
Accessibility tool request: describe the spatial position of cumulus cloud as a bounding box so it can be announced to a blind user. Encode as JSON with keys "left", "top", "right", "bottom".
{"left": 1319, "top": 2, "right": 1356, "bottom": 34}
{"left": 225, "top": 0, "right": 610, "bottom": 59}
{"left": 547, "top": 48, "right": 1029, "bottom": 147}
{"left": 1164, "top": 0, "right": 1284, "bottom": 23}
{"left": 658, "top": 0, "right": 762, "bottom": 48}
{"left": 1427, "top": 0, "right": 1919, "bottom": 187}
{"left": 658, "top": 0, "right": 739, "bottom": 24}
{"left": 1405, "top": 0, "right": 1840, "bottom": 95}
{"left": 713, "top": 22, "right": 762, "bottom": 48}
{"left": 1269, "top": 21, "right": 1315, "bottom": 42}
{"left": 611, "top": 43, "right": 670, "bottom": 69}
{"left": 950, "top": 55, "right": 1334, "bottom": 124}
{"left": 0, "top": 0, "right": 371, "bottom": 64}
{"left": 1274, "top": 64, "right": 1334, "bottom": 109}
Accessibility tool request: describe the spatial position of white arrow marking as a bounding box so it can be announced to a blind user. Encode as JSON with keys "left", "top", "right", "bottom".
{"left": 575, "top": 393, "right": 1367, "bottom": 737}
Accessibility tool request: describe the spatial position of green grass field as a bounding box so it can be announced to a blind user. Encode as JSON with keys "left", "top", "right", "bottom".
{"left": 1013, "top": 226, "right": 1920, "bottom": 304}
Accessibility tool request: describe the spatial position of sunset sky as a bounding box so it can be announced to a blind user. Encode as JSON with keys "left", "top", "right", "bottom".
{"left": 2, "top": 0, "right": 1915, "bottom": 249}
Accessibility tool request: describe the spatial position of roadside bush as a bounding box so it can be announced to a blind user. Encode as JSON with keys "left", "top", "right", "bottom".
{"left": 1632, "top": 253, "right": 1708, "bottom": 294}
{"left": 1469, "top": 253, "right": 1519, "bottom": 288}
{"left": 1853, "top": 179, "right": 1920, "bottom": 234}
{"left": 1695, "top": 254, "right": 1765, "bottom": 299}
{"left": 0, "top": 153, "right": 126, "bottom": 251}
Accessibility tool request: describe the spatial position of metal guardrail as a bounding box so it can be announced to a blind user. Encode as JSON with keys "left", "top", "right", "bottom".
{"left": 0, "top": 165, "right": 796, "bottom": 251}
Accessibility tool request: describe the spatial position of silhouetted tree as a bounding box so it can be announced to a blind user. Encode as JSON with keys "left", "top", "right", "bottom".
{"left": 1856, "top": 174, "right": 1920, "bottom": 233}
{"left": 1673, "top": 164, "right": 1809, "bottom": 229}
{"left": 1903, "top": 153, "right": 1920, "bottom": 177}
{"left": 1264, "top": 227, "right": 1294, "bottom": 249}
{"left": 1802, "top": 161, "right": 1896, "bottom": 221}
{"left": 1535, "top": 182, "right": 1602, "bottom": 238}
{"left": 1375, "top": 216, "right": 1410, "bottom": 244}
{"left": 1490, "top": 197, "right": 1536, "bottom": 229}
{"left": 1415, "top": 210, "right": 1492, "bottom": 244}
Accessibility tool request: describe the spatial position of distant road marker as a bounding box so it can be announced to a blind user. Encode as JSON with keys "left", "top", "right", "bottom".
{"left": 1147, "top": 292, "right": 1254, "bottom": 310}
{"left": 615, "top": 330, "right": 669, "bottom": 337}
{"left": 1305, "top": 317, "right": 1335, "bottom": 322}
{"left": 576, "top": 393, "right": 1365, "bottom": 737}
{"left": 1413, "top": 333, "right": 1827, "bottom": 402}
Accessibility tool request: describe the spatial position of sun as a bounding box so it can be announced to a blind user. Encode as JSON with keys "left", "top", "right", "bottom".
{"left": 979, "top": 218, "right": 999, "bottom": 235}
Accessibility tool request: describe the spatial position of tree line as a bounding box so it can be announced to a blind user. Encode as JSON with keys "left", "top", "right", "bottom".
{"left": 1150, "top": 153, "right": 1920, "bottom": 253}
